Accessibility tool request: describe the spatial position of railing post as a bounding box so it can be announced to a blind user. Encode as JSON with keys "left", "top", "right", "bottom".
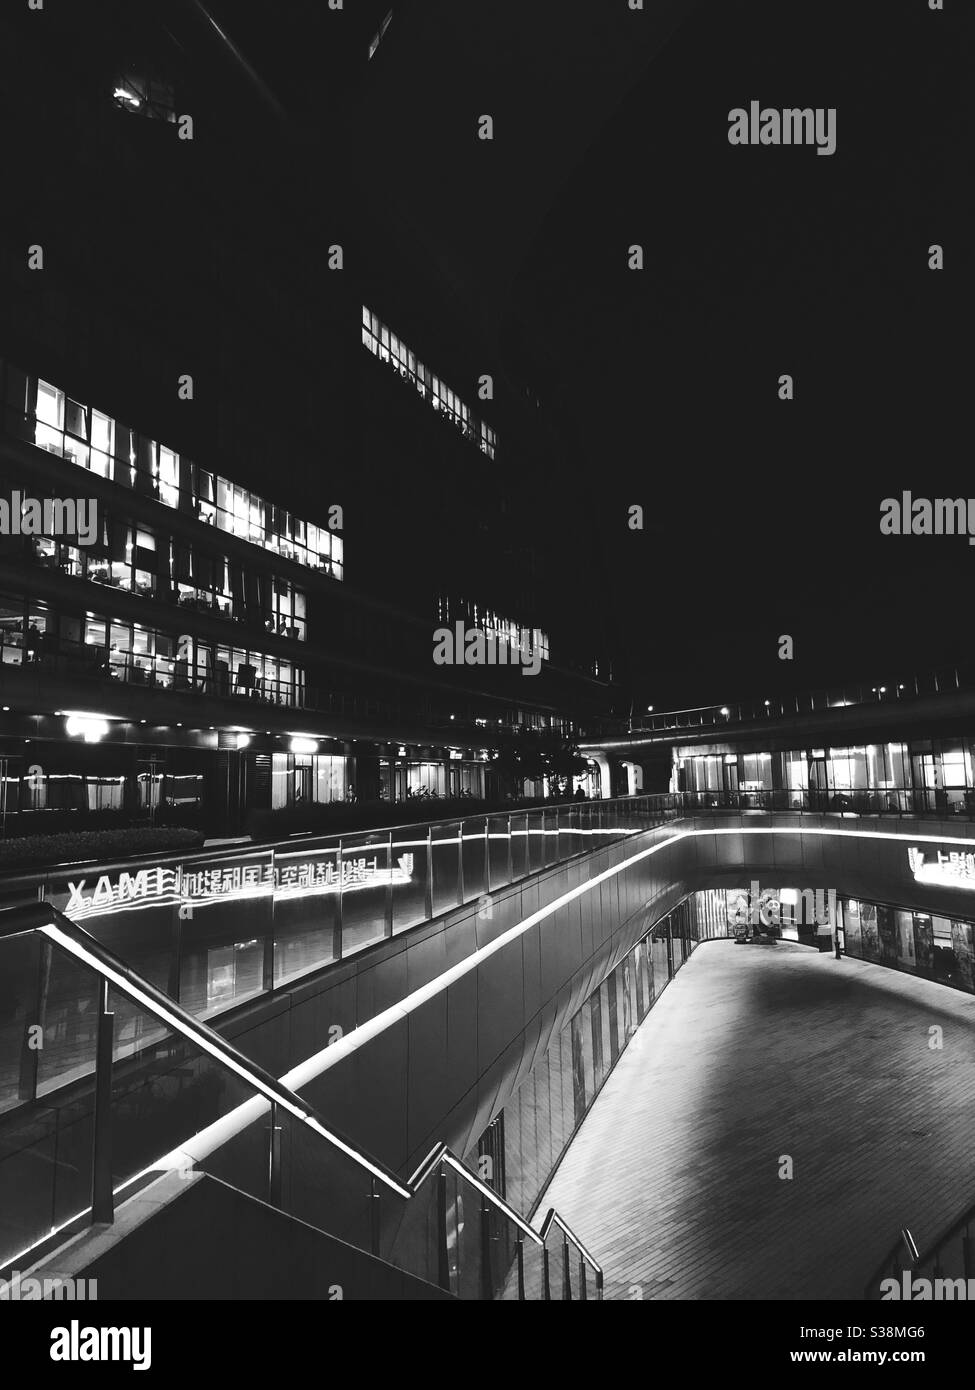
{"left": 424, "top": 825, "right": 434, "bottom": 919}
{"left": 262, "top": 850, "right": 276, "bottom": 993}
{"left": 437, "top": 1162, "right": 451, "bottom": 1293}
{"left": 169, "top": 863, "right": 183, "bottom": 1002}
{"left": 91, "top": 978, "right": 115, "bottom": 1225}
{"left": 542, "top": 1246, "right": 552, "bottom": 1301}
{"left": 370, "top": 1177, "right": 382, "bottom": 1259}
{"left": 267, "top": 1100, "right": 282, "bottom": 1208}
{"left": 516, "top": 1236, "right": 526, "bottom": 1300}
{"left": 335, "top": 838, "right": 344, "bottom": 957}
{"left": 384, "top": 831, "right": 394, "bottom": 939}
{"left": 579, "top": 1256, "right": 588, "bottom": 1300}
{"left": 480, "top": 1199, "right": 493, "bottom": 1300}
{"left": 506, "top": 813, "right": 514, "bottom": 885}
{"left": 456, "top": 821, "right": 465, "bottom": 906}
{"left": 19, "top": 935, "right": 51, "bottom": 1102}
{"left": 562, "top": 1235, "right": 572, "bottom": 1299}
{"left": 483, "top": 817, "right": 491, "bottom": 896}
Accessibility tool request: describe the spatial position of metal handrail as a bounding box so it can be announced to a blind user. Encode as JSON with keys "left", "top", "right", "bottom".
{"left": 0, "top": 900, "right": 603, "bottom": 1299}
{"left": 591, "top": 664, "right": 968, "bottom": 740}
{"left": 407, "top": 1144, "right": 603, "bottom": 1291}
{"left": 0, "top": 901, "right": 408, "bottom": 1197}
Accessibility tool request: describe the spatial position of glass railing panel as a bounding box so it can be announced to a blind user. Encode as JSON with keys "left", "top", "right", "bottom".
{"left": 338, "top": 832, "right": 390, "bottom": 956}
{"left": 272, "top": 842, "right": 341, "bottom": 987}
{"left": 176, "top": 848, "right": 274, "bottom": 1020}
{"left": 44, "top": 862, "right": 178, "bottom": 1000}
{"left": 108, "top": 997, "right": 256, "bottom": 1197}
{"left": 36, "top": 943, "right": 101, "bottom": 1097}
{"left": 391, "top": 826, "right": 430, "bottom": 935}
{"left": 544, "top": 1224, "right": 567, "bottom": 1300}
{"left": 382, "top": 1164, "right": 440, "bottom": 1287}
{"left": 511, "top": 813, "right": 530, "bottom": 880}
{"left": 460, "top": 820, "right": 487, "bottom": 904}
{"left": 540, "top": 809, "right": 559, "bottom": 870}
{"left": 0, "top": 1100, "right": 78, "bottom": 1271}
{"left": 557, "top": 803, "right": 581, "bottom": 859}
{"left": 430, "top": 822, "right": 461, "bottom": 916}
{"left": 521, "top": 1233, "right": 545, "bottom": 1300}
{"left": 270, "top": 1107, "right": 379, "bottom": 1255}
{"left": 0, "top": 930, "right": 42, "bottom": 1114}
{"left": 449, "top": 1165, "right": 483, "bottom": 1299}
{"left": 527, "top": 811, "right": 546, "bottom": 874}
{"left": 484, "top": 1199, "right": 521, "bottom": 1299}
{"left": 486, "top": 816, "right": 511, "bottom": 893}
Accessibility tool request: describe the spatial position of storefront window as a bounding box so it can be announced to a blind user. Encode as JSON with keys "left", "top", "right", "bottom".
{"left": 742, "top": 751, "right": 772, "bottom": 789}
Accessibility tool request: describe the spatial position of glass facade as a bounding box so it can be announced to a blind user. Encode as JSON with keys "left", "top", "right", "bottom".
{"left": 362, "top": 307, "right": 497, "bottom": 459}
{"left": 437, "top": 595, "right": 549, "bottom": 663}
{"left": 271, "top": 752, "right": 350, "bottom": 809}
{"left": 0, "top": 590, "right": 304, "bottom": 706}
{"left": 839, "top": 896, "right": 974, "bottom": 990}
{"left": 476, "top": 899, "right": 695, "bottom": 1218}
{"left": 2, "top": 362, "right": 343, "bottom": 579}
{"left": 677, "top": 738, "right": 975, "bottom": 815}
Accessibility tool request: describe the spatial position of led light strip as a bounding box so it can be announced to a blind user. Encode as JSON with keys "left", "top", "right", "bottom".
{"left": 281, "top": 821, "right": 975, "bottom": 1088}
{"left": 63, "top": 820, "right": 975, "bottom": 1217}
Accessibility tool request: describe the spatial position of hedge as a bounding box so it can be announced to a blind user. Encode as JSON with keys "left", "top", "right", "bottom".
{"left": 0, "top": 826, "right": 205, "bottom": 871}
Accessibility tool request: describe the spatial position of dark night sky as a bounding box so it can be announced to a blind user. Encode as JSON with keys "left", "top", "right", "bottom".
{"left": 205, "top": 0, "right": 972, "bottom": 712}
{"left": 505, "top": 0, "right": 972, "bottom": 708}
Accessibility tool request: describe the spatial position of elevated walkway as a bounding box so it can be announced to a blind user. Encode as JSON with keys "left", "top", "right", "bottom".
{"left": 542, "top": 940, "right": 975, "bottom": 1300}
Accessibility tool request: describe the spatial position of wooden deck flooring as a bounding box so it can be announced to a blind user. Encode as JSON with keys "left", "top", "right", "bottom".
{"left": 541, "top": 941, "right": 975, "bottom": 1300}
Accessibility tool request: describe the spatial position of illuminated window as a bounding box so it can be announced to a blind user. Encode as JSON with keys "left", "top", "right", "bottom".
{"left": 362, "top": 306, "right": 498, "bottom": 458}
{"left": 113, "top": 73, "right": 176, "bottom": 123}
{"left": 18, "top": 368, "right": 340, "bottom": 579}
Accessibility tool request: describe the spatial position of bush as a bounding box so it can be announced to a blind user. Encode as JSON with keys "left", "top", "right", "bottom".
{"left": 0, "top": 826, "right": 205, "bottom": 871}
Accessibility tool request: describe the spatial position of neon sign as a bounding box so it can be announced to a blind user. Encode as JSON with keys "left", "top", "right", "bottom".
{"left": 63, "top": 854, "right": 415, "bottom": 921}
{"left": 908, "top": 846, "right": 975, "bottom": 890}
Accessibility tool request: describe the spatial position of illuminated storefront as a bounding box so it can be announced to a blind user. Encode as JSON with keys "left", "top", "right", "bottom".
{"left": 674, "top": 738, "right": 975, "bottom": 814}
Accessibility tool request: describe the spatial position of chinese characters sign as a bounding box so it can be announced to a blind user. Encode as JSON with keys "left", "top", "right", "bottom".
{"left": 907, "top": 847, "right": 975, "bottom": 890}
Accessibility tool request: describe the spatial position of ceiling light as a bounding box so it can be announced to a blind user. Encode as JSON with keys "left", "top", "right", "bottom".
{"left": 66, "top": 715, "right": 109, "bottom": 743}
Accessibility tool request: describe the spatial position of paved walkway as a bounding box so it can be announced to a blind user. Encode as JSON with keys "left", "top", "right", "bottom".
{"left": 542, "top": 941, "right": 975, "bottom": 1300}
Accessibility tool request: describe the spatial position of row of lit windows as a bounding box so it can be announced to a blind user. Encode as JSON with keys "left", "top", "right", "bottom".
{"left": 362, "top": 307, "right": 497, "bottom": 459}
{"left": 681, "top": 742, "right": 975, "bottom": 809}
{"left": 18, "top": 499, "right": 309, "bottom": 640}
{"left": 437, "top": 595, "right": 549, "bottom": 661}
{"left": 8, "top": 369, "right": 343, "bottom": 578}
{"left": 0, "top": 596, "right": 304, "bottom": 707}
